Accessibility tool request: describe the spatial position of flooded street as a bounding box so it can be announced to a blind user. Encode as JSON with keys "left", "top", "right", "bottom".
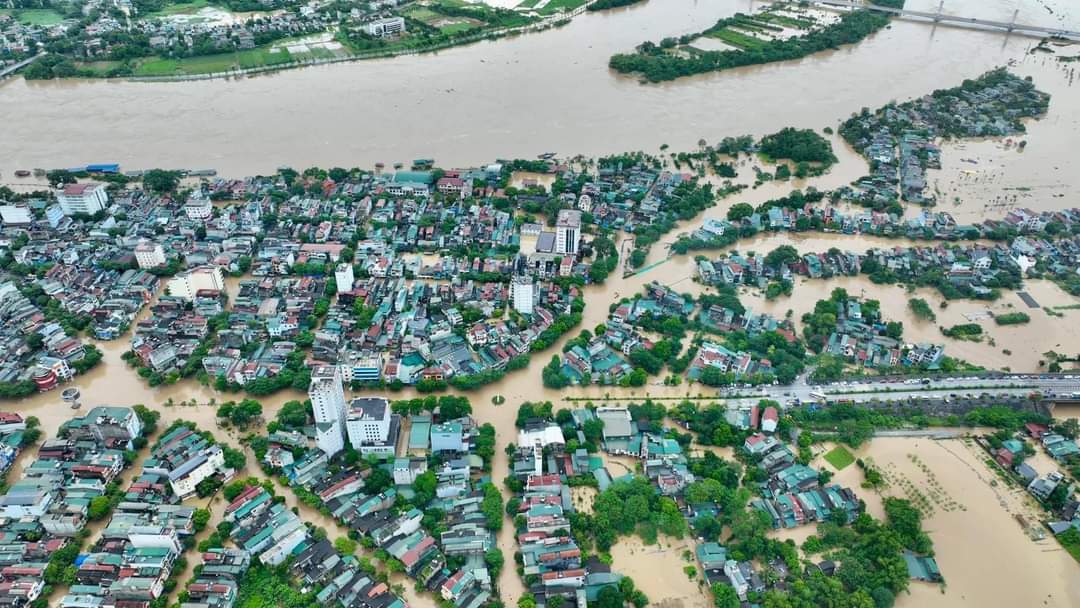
{"left": 2, "top": 0, "right": 1080, "bottom": 176}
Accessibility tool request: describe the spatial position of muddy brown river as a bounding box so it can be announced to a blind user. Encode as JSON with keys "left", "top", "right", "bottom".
{"left": 1, "top": 0, "right": 1079, "bottom": 177}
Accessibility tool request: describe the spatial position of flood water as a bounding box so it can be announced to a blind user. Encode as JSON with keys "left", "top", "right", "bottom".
{"left": 4, "top": 0, "right": 1080, "bottom": 604}
{"left": 2, "top": 0, "right": 1079, "bottom": 176}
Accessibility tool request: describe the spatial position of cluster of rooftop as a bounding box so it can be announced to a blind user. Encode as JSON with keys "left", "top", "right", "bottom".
{"left": 255, "top": 382, "right": 504, "bottom": 608}
{"left": 0, "top": 406, "right": 143, "bottom": 608}
{"left": 223, "top": 483, "right": 410, "bottom": 608}
{"left": 840, "top": 68, "right": 1050, "bottom": 208}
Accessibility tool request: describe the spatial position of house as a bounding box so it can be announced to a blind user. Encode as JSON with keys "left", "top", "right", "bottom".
{"left": 744, "top": 433, "right": 778, "bottom": 455}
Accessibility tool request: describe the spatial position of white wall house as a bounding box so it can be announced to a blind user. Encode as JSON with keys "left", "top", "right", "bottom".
{"left": 168, "top": 445, "right": 226, "bottom": 499}
{"left": 135, "top": 241, "right": 167, "bottom": 269}
{"left": 309, "top": 366, "right": 347, "bottom": 456}
{"left": 57, "top": 183, "right": 109, "bottom": 216}
{"left": 345, "top": 397, "right": 391, "bottom": 454}
{"left": 166, "top": 266, "right": 225, "bottom": 301}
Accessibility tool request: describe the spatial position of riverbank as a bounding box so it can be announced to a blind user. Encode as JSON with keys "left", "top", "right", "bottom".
{"left": 121, "top": 10, "right": 581, "bottom": 82}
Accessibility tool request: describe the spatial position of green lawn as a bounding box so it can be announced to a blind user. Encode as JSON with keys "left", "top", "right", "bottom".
{"left": 439, "top": 21, "right": 480, "bottom": 34}
{"left": 134, "top": 46, "right": 295, "bottom": 76}
{"left": 708, "top": 28, "right": 768, "bottom": 50}
{"left": 537, "top": 0, "right": 588, "bottom": 15}
{"left": 0, "top": 8, "right": 65, "bottom": 26}
{"left": 402, "top": 7, "right": 441, "bottom": 22}
{"left": 149, "top": 0, "right": 215, "bottom": 17}
{"left": 824, "top": 445, "right": 856, "bottom": 471}
{"left": 1057, "top": 528, "right": 1080, "bottom": 565}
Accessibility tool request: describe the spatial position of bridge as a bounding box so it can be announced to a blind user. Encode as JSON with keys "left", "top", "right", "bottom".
{"left": 0, "top": 54, "right": 43, "bottom": 80}
{"left": 787, "top": 0, "right": 1080, "bottom": 41}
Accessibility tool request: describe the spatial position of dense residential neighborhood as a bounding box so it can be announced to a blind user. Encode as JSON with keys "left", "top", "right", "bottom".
{"left": 840, "top": 68, "right": 1051, "bottom": 209}
{"left": 249, "top": 383, "right": 504, "bottom": 608}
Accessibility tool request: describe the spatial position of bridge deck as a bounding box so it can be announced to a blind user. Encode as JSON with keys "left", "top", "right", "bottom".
{"left": 792, "top": 0, "right": 1080, "bottom": 41}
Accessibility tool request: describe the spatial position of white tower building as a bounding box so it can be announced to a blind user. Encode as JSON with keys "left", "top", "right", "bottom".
{"left": 308, "top": 365, "right": 347, "bottom": 456}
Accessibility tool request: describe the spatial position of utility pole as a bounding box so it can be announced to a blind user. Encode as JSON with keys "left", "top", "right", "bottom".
{"left": 933, "top": 0, "right": 945, "bottom": 23}
{"left": 1008, "top": 8, "right": 1019, "bottom": 33}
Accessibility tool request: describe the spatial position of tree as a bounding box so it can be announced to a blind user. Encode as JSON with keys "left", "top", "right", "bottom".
{"left": 870, "top": 587, "right": 895, "bottom": 608}
{"left": 764, "top": 245, "right": 799, "bottom": 269}
{"left": 334, "top": 536, "right": 358, "bottom": 555}
{"left": 595, "top": 586, "right": 625, "bottom": 608}
{"left": 484, "top": 549, "right": 505, "bottom": 578}
{"left": 87, "top": 496, "right": 112, "bottom": 520}
{"left": 884, "top": 321, "right": 903, "bottom": 340}
{"left": 727, "top": 202, "right": 754, "bottom": 221}
{"left": 192, "top": 508, "right": 211, "bottom": 532}
{"left": 142, "top": 169, "right": 181, "bottom": 193}
{"left": 412, "top": 470, "right": 437, "bottom": 506}
{"left": 907, "top": 298, "right": 936, "bottom": 322}
{"left": 222, "top": 446, "right": 246, "bottom": 470}
{"left": 758, "top": 128, "right": 837, "bottom": 165}
{"left": 365, "top": 467, "right": 393, "bottom": 494}
{"left": 481, "top": 482, "right": 505, "bottom": 531}
{"left": 217, "top": 399, "right": 263, "bottom": 428}
{"left": 277, "top": 400, "right": 310, "bottom": 428}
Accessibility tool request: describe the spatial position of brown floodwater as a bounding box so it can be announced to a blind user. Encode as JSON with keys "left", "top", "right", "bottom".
{"left": 844, "top": 436, "right": 1080, "bottom": 608}
{"left": 1, "top": 0, "right": 1079, "bottom": 176}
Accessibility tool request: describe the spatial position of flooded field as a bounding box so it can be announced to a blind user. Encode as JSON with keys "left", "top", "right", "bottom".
{"left": 840, "top": 436, "right": 1080, "bottom": 608}
{"left": 609, "top": 535, "right": 710, "bottom": 608}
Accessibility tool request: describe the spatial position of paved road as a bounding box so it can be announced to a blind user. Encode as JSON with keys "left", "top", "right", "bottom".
{"left": 667, "top": 372, "right": 1080, "bottom": 410}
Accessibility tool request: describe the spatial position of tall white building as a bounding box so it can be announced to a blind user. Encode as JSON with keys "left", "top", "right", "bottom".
{"left": 166, "top": 266, "right": 225, "bottom": 301}
{"left": 134, "top": 240, "right": 166, "bottom": 269}
{"left": 309, "top": 366, "right": 348, "bottom": 457}
{"left": 345, "top": 397, "right": 391, "bottom": 451}
{"left": 511, "top": 255, "right": 536, "bottom": 315}
{"left": 57, "top": 183, "right": 109, "bottom": 216}
{"left": 184, "top": 196, "right": 213, "bottom": 221}
{"left": 366, "top": 16, "right": 405, "bottom": 37}
{"left": 512, "top": 274, "right": 536, "bottom": 315}
{"left": 335, "top": 263, "right": 355, "bottom": 293}
{"left": 555, "top": 209, "right": 582, "bottom": 256}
